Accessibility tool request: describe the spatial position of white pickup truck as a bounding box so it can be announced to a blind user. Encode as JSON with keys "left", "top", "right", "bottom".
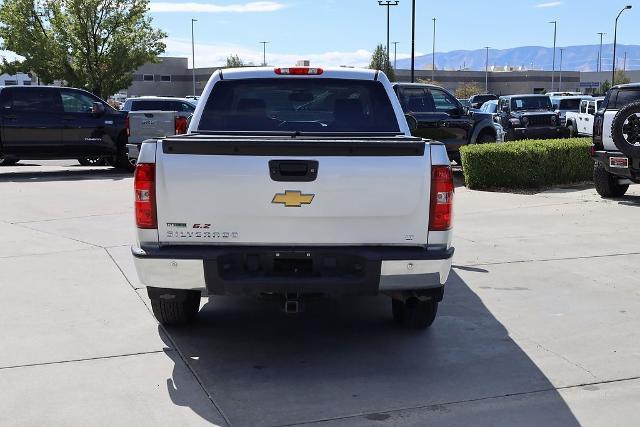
{"left": 565, "top": 97, "right": 604, "bottom": 137}
{"left": 131, "top": 67, "right": 455, "bottom": 329}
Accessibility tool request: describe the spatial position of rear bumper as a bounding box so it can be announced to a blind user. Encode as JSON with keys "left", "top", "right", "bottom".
{"left": 592, "top": 150, "right": 640, "bottom": 180}
{"left": 510, "top": 126, "right": 569, "bottom": 140}
{"left": 132, "top": 245, "right": 454, "bottom": 295}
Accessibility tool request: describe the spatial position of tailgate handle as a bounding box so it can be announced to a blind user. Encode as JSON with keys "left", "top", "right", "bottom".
{"left": 269, "top": 160, "right": 318, "bottom": 182}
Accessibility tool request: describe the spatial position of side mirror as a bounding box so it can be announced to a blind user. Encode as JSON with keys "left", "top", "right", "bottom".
{"left": 405, "top": 114, "right": 418, "bottom": 133}
{"left": 92, "top": 102, "right": 106, "bottom": 116}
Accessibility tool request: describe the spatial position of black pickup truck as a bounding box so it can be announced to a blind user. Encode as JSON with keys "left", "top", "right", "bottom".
{"left": 0, "top": 86, "right": 132, "bottom": 170}
{"left": 393, "top": 83, "right": 504, "bottom": 163}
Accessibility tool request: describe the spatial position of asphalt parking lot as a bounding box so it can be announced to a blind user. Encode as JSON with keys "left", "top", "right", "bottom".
{"left": 1, "top": 160, "right": 639, "bottom": 427}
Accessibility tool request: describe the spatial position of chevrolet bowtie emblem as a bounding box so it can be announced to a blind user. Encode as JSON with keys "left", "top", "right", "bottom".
{"left": 272, "top": 190, "right": 315, "bottom": 207}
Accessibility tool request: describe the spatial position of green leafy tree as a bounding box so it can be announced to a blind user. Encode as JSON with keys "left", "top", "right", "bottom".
{"left": 455, "top": 82, "right": 484, "bottom": 99}
{"left": 225, "top": 54, "right": 244, "bottom": 68}
{"left": 612, "top": 70, "right": 631, "bottom": 85}
{"left": 0, "top": 0, "right": 166, "bottom": 99}
{"left": 599, "top": 80, "right": 612, "bottom": 94}
{"left": 369, "top": 44, "right": 395, "bottom": 81}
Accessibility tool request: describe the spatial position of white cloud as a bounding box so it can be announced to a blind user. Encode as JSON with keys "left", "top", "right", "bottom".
{"left": 149, "top": 1, "right": 286, "bottom": 13}
{"left": 533, "top": 1, "right": 562, "bottom": 8}
{"left": 164, "top": 38, "right": 420, "bottom": 68}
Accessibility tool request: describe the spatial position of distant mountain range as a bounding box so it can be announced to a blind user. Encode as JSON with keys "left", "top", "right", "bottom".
{"left": 395, "top": 44, "right": 640, "bottom": 72}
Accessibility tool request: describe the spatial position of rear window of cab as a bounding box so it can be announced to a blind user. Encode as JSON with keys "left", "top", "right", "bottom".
{"left": 197, "top": 78, "right": 400, "bottom": 133}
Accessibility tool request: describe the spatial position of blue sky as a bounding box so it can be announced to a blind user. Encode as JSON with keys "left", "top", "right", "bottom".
{"left": 150, "top": 0, "right": 638, "bottom": 68}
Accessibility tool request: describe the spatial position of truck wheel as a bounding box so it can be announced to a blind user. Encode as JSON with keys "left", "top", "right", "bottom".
{"left": 611, "top": 101, "right": 640, "bottom": 158}
{"left": 150, "top": 290, "right": 201, "bottom": 325}
{"left": 110, "top": 137, "right": 136, "bottom": 172}
{"left": 593, "top": 162, "right": 629, "bottom": 198}
{"left": 477, "top": 132, "right": 496, "bottom": 144}
{"left": 392, "top": 298, "right": 438, "bottom": 329}
{"left": 567, "top": 122, "right": 576, "bottom": 137}
{"left": 0, "top": 155, "right": 19, "bottom": 166}
{"left": 78, "top": 157, "right": 106, "bottom": 166}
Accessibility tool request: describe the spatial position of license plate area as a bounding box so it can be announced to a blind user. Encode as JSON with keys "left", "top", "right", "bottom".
{"left": 216, "top": 250, "right": 367, "bottom": 280}
{"left": 610, "top": 157, "right": 629, "bottom": 168}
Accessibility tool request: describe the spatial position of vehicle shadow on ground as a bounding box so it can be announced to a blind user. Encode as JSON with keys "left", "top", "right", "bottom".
{"left": 0, "top": 168, "right": 131, "bottom": 183}
{"left": 159, "top": 271, "right": 580, "bottom": 427}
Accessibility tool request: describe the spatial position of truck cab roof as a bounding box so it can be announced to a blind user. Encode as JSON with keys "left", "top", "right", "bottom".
{"left": 220, "top": 66, "right": 380, "bottom": 81}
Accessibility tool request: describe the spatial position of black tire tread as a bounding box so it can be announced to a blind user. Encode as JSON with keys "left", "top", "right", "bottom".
{"left": 611, "top": 101, "right": 640, "bottom": 158}
{"left": 392, "top": 298, "right": 438, "bottom": 329}
{"left": 150, "top": 292, "right": 200, "bottom": 325}
{"left": 593, "top": 162, "right": 629, "bottom": 198}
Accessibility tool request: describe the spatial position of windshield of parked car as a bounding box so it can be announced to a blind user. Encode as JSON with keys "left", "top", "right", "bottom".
{"left": 197, "top": 78, "right": 400, "bottom": 133}
{"left": 557, "top": 99, "right": 582, "bottom": 110}
{"left": 511, "top": 96, "right": 552, "bottom": 111}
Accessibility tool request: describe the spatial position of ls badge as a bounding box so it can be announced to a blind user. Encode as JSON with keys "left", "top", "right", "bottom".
{"left": 272, "top": 190, "right": 314, "bottom": 207}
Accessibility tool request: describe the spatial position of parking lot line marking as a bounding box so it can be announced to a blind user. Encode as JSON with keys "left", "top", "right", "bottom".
{"left": 0, "top": 350, "right": 166, "bottom": 371}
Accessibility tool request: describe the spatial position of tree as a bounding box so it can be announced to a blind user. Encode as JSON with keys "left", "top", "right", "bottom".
{"left": 0, "top": 0, "right": 166, "bottom": 99}
{"left": 455, "top": 82, "right": 484, "bottom": 99}
{"left": 599, "top": 80, "right": 612, "bottom": 94}
{"left": 613, "top": 70, "right": 631, "bottom": 85}
{"left": 225, "top": 54, "right": 244, "bottom": 68}
{"left": 369, "top": 44, "right": 395, "bottom": 81}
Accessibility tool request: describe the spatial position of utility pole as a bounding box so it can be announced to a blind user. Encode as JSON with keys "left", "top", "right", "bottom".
{"left": 484, "top": 47, "right": 490, "bottom": 93}
{"left": 377, "top": 1, "right": 399, "bottom": 73}
{"left": 623, "top": 51, "right": 627, "bottom": 72}
{"left": 597, "top": 32, "right": 605, "bottom": 72}
{"left": 549, "top": 21, "right": 557, "bottom": 91}
{"left": 260, "top": 41, "right": 269, "bottom": 66}
{"left": 191, "top": 18, "right": 197, "bottom": 96}
{"left": 410, "top": 0, "right": 415, "bottom": 82}
{"left": 613, "top": 5, "right": 632, "bottom": 85}
{"left": 432, "top": 17, "right": 436, "bottom": 82}
{"left": 392, "top": 42, "right": 399, "bottom": 70}
{"left": 559, "top": 48, "right": 564, "bottom": 91}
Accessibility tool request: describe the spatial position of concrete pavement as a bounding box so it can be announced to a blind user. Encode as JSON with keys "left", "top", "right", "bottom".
{"left": 1, "top": 160, "right": 639, "bottom": 426}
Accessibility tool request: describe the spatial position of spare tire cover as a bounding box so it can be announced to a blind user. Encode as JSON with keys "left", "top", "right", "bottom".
{"left": 611, "top": 101, "right": 640, "bottom": 158}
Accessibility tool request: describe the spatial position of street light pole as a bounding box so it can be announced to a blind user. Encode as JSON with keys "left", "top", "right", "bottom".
{"left": 612, "top": 5, "right": 632, "bottom": 85}
{"left": 260, "top": 41, "right": 269, "bottom": 66}
{"left": 549, "top": 21, "right": 557, "bottom": 91}
{"left": 191, "top": 18, "right": 197, "bottom": 96}
{"left": 432, "top": 17, "right": 436, "bottom": 82}
{"left": 410, "top": 0, "right": 415, "bottom": 82}
{"left": 484, "top": 46, "right": 490, "bottom": 93}
{"left": 392, "top": 41, "right": 399, "bottom": 70}
{"left": 559, "top": 48, "right": 564, "bottom": 91}
{"left": 378, "top": 1, "right": 399, "bottom": 73}
{"left": 597, "top": 32, "right": 605, "bottom": 72}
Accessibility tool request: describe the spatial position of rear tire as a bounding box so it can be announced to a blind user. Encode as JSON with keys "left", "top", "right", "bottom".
{"left": 110, "top": 135, "right": 136, "bottom": 172}
{"left": 392, "top": 298, "right": 438, "bottom": 329}
{"left": 150, "top": 289, "right": 201, "bottom": 325}
{"left": 593, "top": 162, "right": 629, "bottom": 198}
{"left": 0, "top": 155, "right": 19, "bottom": 166}
{"left": 476, "top": 132, "right": 496, "bottom": 144}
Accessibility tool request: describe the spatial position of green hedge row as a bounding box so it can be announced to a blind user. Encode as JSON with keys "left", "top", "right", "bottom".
{"left": 460, "top": 138, "right": 592, "bottom": 190}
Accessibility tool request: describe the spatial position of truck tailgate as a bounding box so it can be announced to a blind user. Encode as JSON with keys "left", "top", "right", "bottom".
{"left": 128, "top": 111, "right": 176, "bottom": 142}
{"left": 154, "top": 135, "right": 431, "bottom": 246}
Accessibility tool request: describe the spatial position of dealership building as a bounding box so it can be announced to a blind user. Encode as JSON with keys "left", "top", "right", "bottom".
{"left": 2, "top": 56, "right": 639, "bottom": 98}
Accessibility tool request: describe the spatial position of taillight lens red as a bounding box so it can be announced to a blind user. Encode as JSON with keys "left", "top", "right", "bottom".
{"left": 274, "top": 67, "right": 323, "bottom": 75}
{"left": 429, "top": 165, "right": 454, "bottom": 231}
{"left": 125, "top": 116, "right": 130, "bottom": 137}
{"left": 134, "top": 163, "right": 157, "bottom": 229}
{"left": 175, "top": 116, "right": 188, "bottom": 135}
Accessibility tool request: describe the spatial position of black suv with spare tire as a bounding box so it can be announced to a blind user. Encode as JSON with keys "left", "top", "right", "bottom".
{"left": 591, "top": 83, "right": 640, "bottom": 197}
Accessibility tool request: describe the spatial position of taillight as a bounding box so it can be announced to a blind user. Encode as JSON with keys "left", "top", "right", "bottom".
{"left": 274, "top": 67, "right": 323, "bottom": 75}
{"left": 125, "top": 116, "right": 130, "bottom": 137}
{"left": 593, "top": 114, "right": 604, "bottom": 149}
{"left": 134, "top": 163, "right": 156, "bottom": 229}
{"left": 429, "top": 165, "right": 454, "bottom": 231}
{"left": 175, "top": 116, "right": 188, "bottom": 135}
